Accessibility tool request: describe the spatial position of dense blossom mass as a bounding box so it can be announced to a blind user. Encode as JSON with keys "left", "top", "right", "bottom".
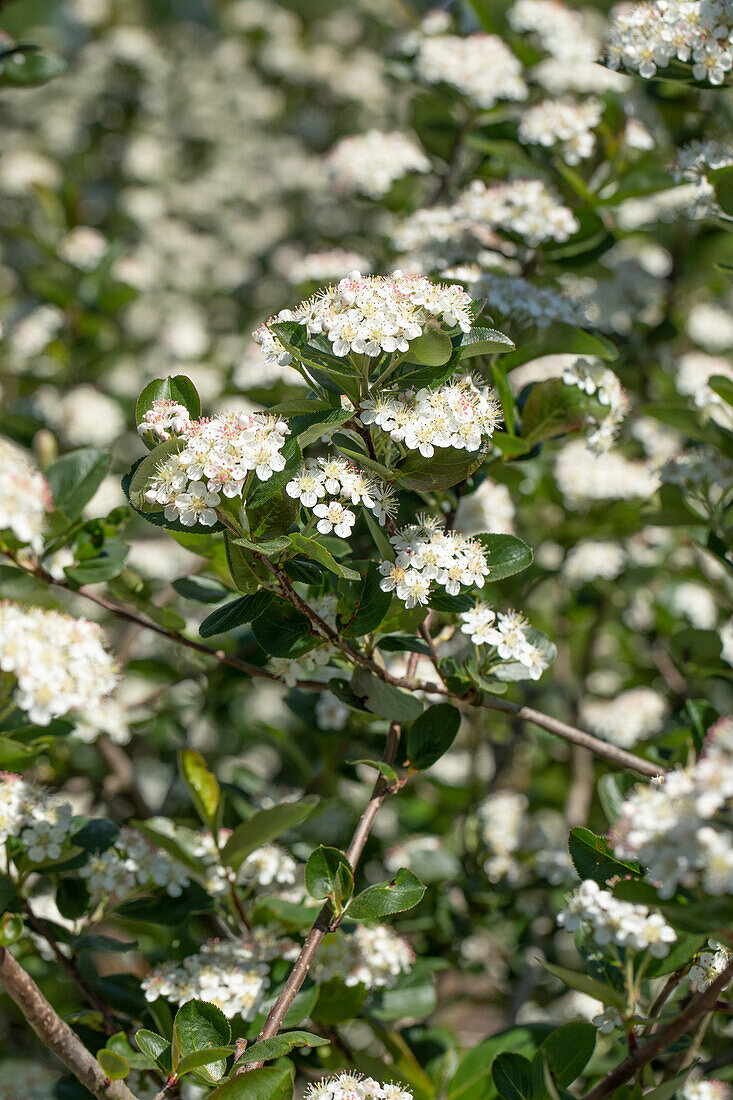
{"left": 286, "top": 456, "right": 396, "bottom": 533}
{"left": 312, "top": 924, "right": 415, "bottom": 990}
{"left": 518, "top": 98, "right": 603, "bottom": 164}
{"left": 326, "top": 131, "right": 431, "bottom": 198}
{"left": 0, "top": 603, "right": 119, "bottom": 725}
{"left": 414, "top": 31, "right": 528, "bottom": 108}
{"left": 305, "top": 1074, "right": 413, "bottom": 1100}
{"left": 558, "top": 879, "right": 677, "bottom": 957}
{"left": 254, "top": 271, "right": 475, "bottom": 363}
{"left": 360, "top": 374, "right": 502, "bottom": 457}
{"left": 612, "top": 719, "right": 733, "bottom": 896}
{"left": 140, "top": 405, "right": 291, "bottom": 526}
{"left": 460, "top": 604, "right": 554, "bottom": 680}
{"left": 607, "top": 0, "right": 733, "bottom": 83}
{"left": 378, "top": 519, "right": 491, "bottom": 609}
{"left": 0, "top": 437, "right": 51, "bottom": 552}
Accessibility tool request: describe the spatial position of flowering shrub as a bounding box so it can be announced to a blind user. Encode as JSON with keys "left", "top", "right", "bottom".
{"left": 0, "top": 2, "right": 732, "bottom": 1100}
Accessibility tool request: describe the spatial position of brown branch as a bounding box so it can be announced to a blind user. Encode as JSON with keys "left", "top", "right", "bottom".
{"left": 22, "top": 901, "right": 118, "bottom": 1034}
{"left": 583, "top": 960, "right": 733, "bottom": 1100}
{"left": 11, "top": 557, "right": 662, "bottom": 777}
{"left": 240, "top": 659, "right": 417, "bottom": 1072}
{"left": 0, "top": 947, "right": 139, "bottom": 1100}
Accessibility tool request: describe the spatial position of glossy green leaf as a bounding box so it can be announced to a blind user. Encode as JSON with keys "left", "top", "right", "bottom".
{"left": 305, "top": 845, "right": 354, "bottom": 909}
{"left": 199, "top": 592, "right": 272, "bottom": 637}
{"left": 235, "top": 1031, "right": 330, "bottom": 1067}
{"left": 46, "top": 448, "right": 111, "bottom": 520}
{"left": 406, "top": 703, "right": 461, "bottom": 770}
{"left": 179, "top": 750, "right": 220, "bottom": 831}
{"left": 172, "top": 1000, "right": 231, "bottom": 1084}
{"left": 208, "top": 1066, "right": 293, "bottom": 1100}
{"left": 221, "top": 797, "right": 319, "bottom": 871}
{"left": 97, "top": 1050, "right": 130, "bottom": 1080}
{"left": 398, "top": 443, "right": 488, "bottom": 491}
{"left": 492, "top": 1053, "right": 535, "bottom": 1100}
{"left": 289, "top": 533, "right": 360, "bottom": 580}
{"left": 347, "top": 867, "right": 425, "bottom": 920}
{"left": 350, "top": 668, "right": 424, "bottom": 721}
{"left": 476, "top": 533, "right": 533, "bottom": 580}
{"left": 459, "top": 327, "right": 515, "bottom": 358}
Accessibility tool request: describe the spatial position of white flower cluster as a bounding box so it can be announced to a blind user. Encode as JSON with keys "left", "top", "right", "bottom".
{"left": 683, "top": 1080, "right": 732, "bottom": 1100}
{"left": 361, "top": 374, "right": 502, "bottom": 458}
{"left": 378, "top": 518, "right": 490, "bottom": 609}
{"left": 612, "top": 719, "right": 733, "bottom": 897}
{"left": 558, "top": 879, "right": 677, "bottom": 957}
{"left": 476, "top": 791, "right": 573, "bottom": 884}
{"left": 315, "top": 690, "right": 351, "bottom": 730}
{"left": 461, "top": 179, "right": 579, "bottom": 247}
{"left": 326, "top": 131, "right": 430, "bottom": 199}
{"left": 141, "top": 933, "right": 299, "bottom": 1020}
{"left": 477, "top": 790, "right": 528, "bottom": 883}
{"left": 464, "top": 274, "right": 586, "bottom": 329}
{"left": 461, "top": 604, "right": 553, "bottom": 681}
{"left": 688, "top": 941, "right": 732, "bottom": 992}
{"left": 0, "top": 437, "right": 51, "bottom": 553}
{"left": 674, "top": 140, "right": 733, "bottom": 216}
{"left": 518, "top": 98, "right": 603, "bottom": 165}
{"left": 508, "top": 0, "right": 600, "bottom": 64}
{"left": 305, "top": 1074, "right": 412, "bottom": 1100}
{"left": 312, "top": 923, "right": 415, "bottom": 991}
{"left": 414, "top": 32, "right": 528, "bottom": 109}
{"left": 254, "top": 271, "right": 474, "bottom": 364}
{"left": 580, "top": 688, "right": 667, "bottom": 749}
{"left": 454, "top": 478, "right": 516, "bottom": 537}
{"left": 143, "top": 406, "right": 290, "bottom": 527}
{"left": 0, "top": 603, "right": 118, "bottom": 725}
{"left": 561, "top": 358, "right": 630, "bottom": 452}
{"left": 555, "top": 440, "right": 661, "bottom": 507}
{"left": 189, "top": 832, "right": 298, "bottom": 896}
{"left": 285, "top": 249, "right": 373, "bottom": 285}
{"left": 57, "top": 226, "right": 107, "bottom": 271}
{"left": 663, "top": 447, "right": 733, "bottom": 512}
{"left": 672, "top": 581, "right": 718, "bottom": 630}
{"left": 80, "top": 827, "right": 191, "bottom": 900}
{"left": 561, "top": 540, "right": 626, "bottom": 585}
{"left": 607, "top": 0, "right": 733, "bottom": 84}
{"left": 137, "top": 399, "right": 192, "bottom": 443}
{"left": 0, "top": 773, "right": 75, "bottom": 864}
{"left": 286, "top": 456, "right": 396, "bottom": 536}
{"left": 675, "top": 351, "right": 733, "bottom": 428}
{"left": 33, "top": 384, "right": 126, "bottom": 448}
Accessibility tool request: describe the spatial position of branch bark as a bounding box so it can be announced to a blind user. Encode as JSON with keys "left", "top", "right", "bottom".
{"left": 239, "top": 672, "right": 413, "bottom": 1072}
{"left": 0, "top": 947, "right": 139, "bottom": 1100}
{"left": 14, "top": 559, "right": 662, "bottom": 777}
{"left": 583, "top": 959, "right": 733, "bottom": 1100}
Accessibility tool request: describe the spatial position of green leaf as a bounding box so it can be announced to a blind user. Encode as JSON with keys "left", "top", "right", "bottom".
{"left": 312, "top": 978, "right": 367, "bottom": 1026}
{"left": 460, "top": 327, "right": 515, "bottom": 359}
{"left": 199, "top": 592, "right": 272, "bottom": 638}
{"left": 252, "top": 598, "right": 317, "bottom": 658}
{"left": 708, "top": 374, "right": 733, "bottom": 408}
{"left": 448, "top": 1025, "right": 552, "bottom": 1100}
{"left": 521, "top": 380, "right": 604, "bottom": 444}
{"left": 397, "top": 444, "right": 488, "bottom": 491}
{"left": 64, "top": 541, "right": 129, "bottom": 585}
{"left": 221, "top": 797, "right": 319, "bottom": 871}
{"left": 208, "top": 1066, "right": 293, "bottom": 1100}
{"left": 476, "top": 534, "right": 533, "bottom": 580}
{"left": 346, "top": 759, "right": 398, "bottom": 783}
{"left": 568, "top": 826, "right": 641, "bottom": 885}
{"left": 0, "top": 46, "right": 66, "bottom": 86}
{"left": 235, "top": 535, "right": 292, "bottom": 558}
{"left": 135, "top": 1029, "right": 172, "bottom": 1073}
{"left": 172, "top": 577, "right": 232, "bottom": 604}
{"left": 406, "top": 703, "right": 461, "bottom": 771}
{"left": 172, "top": 1000, "right": 231, "bottom": 1084}
{"left": 0, "top": 913, "right": 23, "bottom": 947}
{"left": 536, "top": 1022, "right": 595, "bottom": 1088}
{"left": 640, "top": 1069, "right": 693, "bottom": 1100}
{"left": 347, "top": 867, "right": 425, "bottom": 921}
{"left": 376, "top": 635, "right": 431, "bottom": 656}
{"left": 338, "top": 562, "right": 393, "bottom": 637}
{"left": 492, "top": 1053, "right": 535, "bottom": 1100}
{"left": 305, "top": 846, "right": 354, "bottom": 910}
{"left": 235, "top": 1031, "right": 330, "bottom": 1067}
{"left": 136, "top": 376, "right": 201, "bottom": 439}
{"left": 711, "top": 165, "right": 733, "bottom": 216}
{"left": 117, "top": 884, "right": 213, "bottom": 924}
{"left": 179, "top": 750, "right": 220, "bottom": 831}
{"left": 292, "top": 408, "right": 353, "bottom": 447}
{"left": 176, "top": 1047, "right": 235, "bottom": 1076}
{"left": 538, "top": 959, "right": 626, "bottom": 1011}
{"left": 97, "top": 1050, "right": 130, "bottom": 1080}
{"left": 46, "top": 448, "right": 111, "bottom": 520}
{"left": 350, "top": 668, "right": 424, "bottom": 721}
{"left": 288, "top": 533, "right": 360, "bottom": 581}
{"left": 409, "top": 324, "right": 454, "bottom": 366}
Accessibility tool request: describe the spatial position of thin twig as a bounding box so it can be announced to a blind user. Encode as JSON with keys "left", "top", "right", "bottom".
{"left": 240, "top": 658, "right": 417, "bottom": 1072}
{"left": 10, "top": 558, "right": 662, "bottom": 777}
{"left": 22, "top": 901, "right": 118, "bottom": 1034}
{"left": 0, "top": 947, "right": 139, "bottom": 1100}
{"left": 583, "top": 960, "right": 733, "bottom": 1100}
